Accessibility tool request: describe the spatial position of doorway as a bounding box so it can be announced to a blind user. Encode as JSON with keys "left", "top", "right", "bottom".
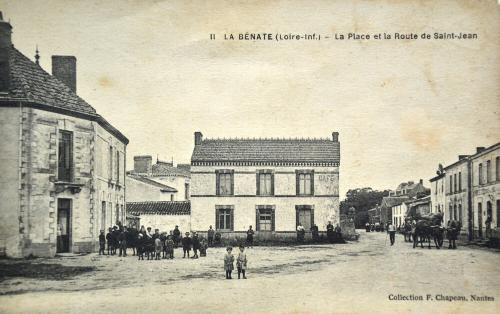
{"left": 57, "top": 199, "right": 71, "bottom": 253}
{"left": 296, "top": 205, "right": 314, "bottom": 230}
{"left": 477, "top": 202, "right": 483, "bottom": 239}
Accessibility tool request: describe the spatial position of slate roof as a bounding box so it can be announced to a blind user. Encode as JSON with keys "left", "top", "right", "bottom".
{"left": 0, "top": 47, "right": 128, "bottom": 143}
{"left": 127, "top": 175, "right": 177, "bottom": 192}
{"left": 127, "top": 201, "right": 190, "bottom": 215}
{"left": 191, "top": 138, "right": 340, "bottom": 163}
{"left": 151, "top": 162, "right": 190, "bottom": 177}
{"left": 4, "top": 48, "right": 97, "bottom": 115}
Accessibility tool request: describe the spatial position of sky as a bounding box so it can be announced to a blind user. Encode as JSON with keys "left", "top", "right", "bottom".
{"left": 2, "top": 0, "right": 499, "bottom": 199}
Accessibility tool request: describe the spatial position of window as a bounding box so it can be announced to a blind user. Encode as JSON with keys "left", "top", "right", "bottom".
{"left": 109, "top": 146, "right": 113, "bottom": 180}
{"left": 257, "top": 170, "right": 274, "bottom": 196}
{"left": 486, "top": 160, "right": 491, "bottom": 183}
{"left": 478, "top": 163, "right": 483, "bottom": 185}
{"left": 256, "top": 206, "right": 275, "bottom": 231}
{"left": 449, "top": 176, "right": 453, "bottom": 193}
{"left": 116, "top": 150, "right": 120, "bottom": 184}
{"left": 58, "top": 131, "right": 73, "bottom": 182}
{"left": 170, "top": 194, "right": 174, "bottom": 201}
{"left": 454, "top": 173, "right": 457, "bottom": 193}
{"left": 101, "top": 201, "right": 106, "bottom": 230}
{"left": 215, "top": 206, "right": 234, "bottom": 231}
{"left": 296, "top": 170, "right": 314, "bottom": 196}
{"left": 185, "top": 183, "right": 190, "bottom": 200}
{"left": 458, "top": 172, "right": 462, "bottom": 191}
{"left": 115, "top": 204, "right": 120, "bottom": 225}
{"left": 216, "top": 170, "right": 234, "bottom": 196}
{"left": 496, "top": 157, "right": 500, "bottom": 181}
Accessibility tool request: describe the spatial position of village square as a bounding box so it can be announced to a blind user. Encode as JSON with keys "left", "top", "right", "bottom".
{"left": 0, "top": 2, "right": 499, "bottom": 313}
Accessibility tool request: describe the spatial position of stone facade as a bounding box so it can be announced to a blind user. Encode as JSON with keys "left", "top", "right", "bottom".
{"left": 0, "top": 16, "right": 128, "bottom": 257}
{"left": 470, "top": 144, "right": 499, "bottom": 240}
{"left": 429, "top": 172, "right": 446, "bottom": 215}
{"left": 443, "top": 158, "right": 469, "bottom": 233}
{"left": 190, "top": 132, "right": 340, "bottom": 241}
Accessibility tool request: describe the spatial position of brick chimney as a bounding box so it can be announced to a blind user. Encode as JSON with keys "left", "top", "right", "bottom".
{"left": 0, "top": 12, "right": 12, "bottom": 93}
{"left": 476, "top": 147, "right": 485, "bottom": 154}
{"left": 52, "top": 55, "right": 76, "bottom": 93}
{"left": 133, "top": 155, "right": 152, "bottom": 174}
{"left": 332, "top": 132, "right": 339, "bottom": 142}
{"left": 195, "top": 132, "right": 203, "bottom": 146}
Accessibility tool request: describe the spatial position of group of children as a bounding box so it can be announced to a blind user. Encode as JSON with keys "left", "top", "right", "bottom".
{"left": 224, "top": 245, "right": 248, "bottom": 279}
{"left": 98, "top": 224, "right": 250, "bottom": 280}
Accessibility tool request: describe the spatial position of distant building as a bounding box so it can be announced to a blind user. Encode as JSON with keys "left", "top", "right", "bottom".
{"left": 126, "top": 201, "right": 191, "bottom": 233}
{"left": 190, "top": 131, "right": 340, "bottom": 241}
{"left": 388, "top": 179, "right": 429, "bottom": 198}
{"left": 0, "top": 14, "right": 128, "bottom": 257}
{"left": 126, "top": 175, "right": 177, "bottom": 202}
{"left": 443, "top": 156, "right": 470, "bottom": 232}
{"left": 127, "top": 156, "right": 190, "bottom": 201}
{"left": 429, "top": 166, "right": 446, "bottom": 215}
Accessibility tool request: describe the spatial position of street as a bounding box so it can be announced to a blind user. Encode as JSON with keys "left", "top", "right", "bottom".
{"left": 0, "top": 231, "right": 498, "bottom": 314}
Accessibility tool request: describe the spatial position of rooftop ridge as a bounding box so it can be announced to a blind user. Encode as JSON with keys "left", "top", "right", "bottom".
{"left": 203, "top": 137, "right": 333, "bottom": 142}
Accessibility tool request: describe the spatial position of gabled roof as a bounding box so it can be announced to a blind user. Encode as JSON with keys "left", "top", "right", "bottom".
{"left": 381, "top": 196, "right": 410, "bottom": 209}
{"left": 127, "top": 201, "right": 190, "bottom": 215}
{"left": 191, "top": 138, "right": 340, "bottom": 164}
{"left": 127, "top": 175, "right": 177, "bottom": 192}
{"left": 0, "top": 47, "right": 128, "bottom": 144}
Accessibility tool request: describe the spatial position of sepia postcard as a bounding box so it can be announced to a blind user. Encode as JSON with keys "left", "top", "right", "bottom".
{"left": 0, "top": 1, "right": 498, "bottom": 313}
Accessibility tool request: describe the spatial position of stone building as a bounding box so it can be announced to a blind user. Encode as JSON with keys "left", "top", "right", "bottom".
{"left": 128, "top": 155, "right": 190, "bottom": 201}
{"left": 443, "top": 156, "right": 470, "bottom": 233}
{"left": 429, "top": 166, "right": 446, "bottom": 215}
{"left": 470, "top": 143, "right": 499, "bottom": 240}
{"left": 126, "top": 174, "right": 177, "bottom": 202}
{"left": 429, "top": 142, "right": 499, "bottom": 242}
{"left": 388, "top": 179, "right": 428, "bottom": 198}
{"left": 190, "top": 132, "right": 340, "bottom": 241}
{"left": 0, "top": 14, "right": 128, "bottom": 257}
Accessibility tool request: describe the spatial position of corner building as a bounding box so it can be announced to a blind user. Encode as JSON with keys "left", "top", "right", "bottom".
{"left": 0, "top": 15, "right": 128, "bottom": 257}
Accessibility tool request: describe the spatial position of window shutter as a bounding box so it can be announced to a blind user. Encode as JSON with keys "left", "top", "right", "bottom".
{"left": 310, "top": 207, "right": 315, "bottom": 228}
{"left": 255, "top": 208, "right": 260, "bottom": 231}
{"left": 230, "top": 170, "right": 235, "bottom": 195}
{"left": 271, "top": 172, "right": 275, "bottom": 196}
{"left": 271, "top": 207, "right": 275, "bottom": 231}
{"left": 296, "top": 171, "right": 300, "bottom": 195}
{"left": 256, "top": 172, "right": 260, "bottom": 196}
{"left": 215, "top": 170, "right": 220, "bottom": 196}
{"left": 310, "top": 170, "right": 315, "bottom": 195}
{"left": 230, "top": 207, "right": 234, "bottom": 231}
{"left": 215, "top": 208, "right": 219, "bottom": 230}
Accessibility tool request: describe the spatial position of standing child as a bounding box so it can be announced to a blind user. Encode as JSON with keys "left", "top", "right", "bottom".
{"left": 182, "top": 232, "right": 192, "bottom": 258}
{"left": 99, "top": 230, "right": 106, "bottom": 255}
{"left": 237, "top": 245, "right": 247, "bottom": 279}
{"left": 224, "top": 246, "right": 234, "bottom": 279}
{"left": 137, "top": 233, "right": 144, "bottom": 260}
{"left": 154, "top": 237, "right": 162, "bottom": 260}
{"left": 166, "top": 234, "right": 174, "bottom": 259}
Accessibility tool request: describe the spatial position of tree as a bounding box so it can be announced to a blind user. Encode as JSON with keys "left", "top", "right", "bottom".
{"left": 340, "top": 188, "right": 390, "bottom": 228}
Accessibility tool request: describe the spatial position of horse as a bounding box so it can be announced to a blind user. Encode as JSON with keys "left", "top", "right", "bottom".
{"left": 413, "top": 212, "right": 444, "bottom": 249}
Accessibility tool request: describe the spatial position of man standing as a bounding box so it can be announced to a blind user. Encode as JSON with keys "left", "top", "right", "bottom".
{"left": 207, "top": 225, "right": 215, "bottom": 247}
{"left": 326, "top": 221, "right": 334, "bottom": 243}
{"left": 388, "top": 222, "right": 396, "bottom": 246}
{"left": 310, "top": 224, "right": 319, "bottom": 242}
{"left": 173, "top": 225, "right": 181, "bottom": 248}
{"left": 246, "top": 226, "right": 255, "bottom": 248}
{"left": 118, "top": 227, "right": 128, "bottom": 257}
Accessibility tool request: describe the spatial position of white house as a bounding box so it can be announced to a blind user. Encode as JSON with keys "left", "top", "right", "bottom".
{"left": 190, "top": 131, "right": 340, "bottom": 241}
